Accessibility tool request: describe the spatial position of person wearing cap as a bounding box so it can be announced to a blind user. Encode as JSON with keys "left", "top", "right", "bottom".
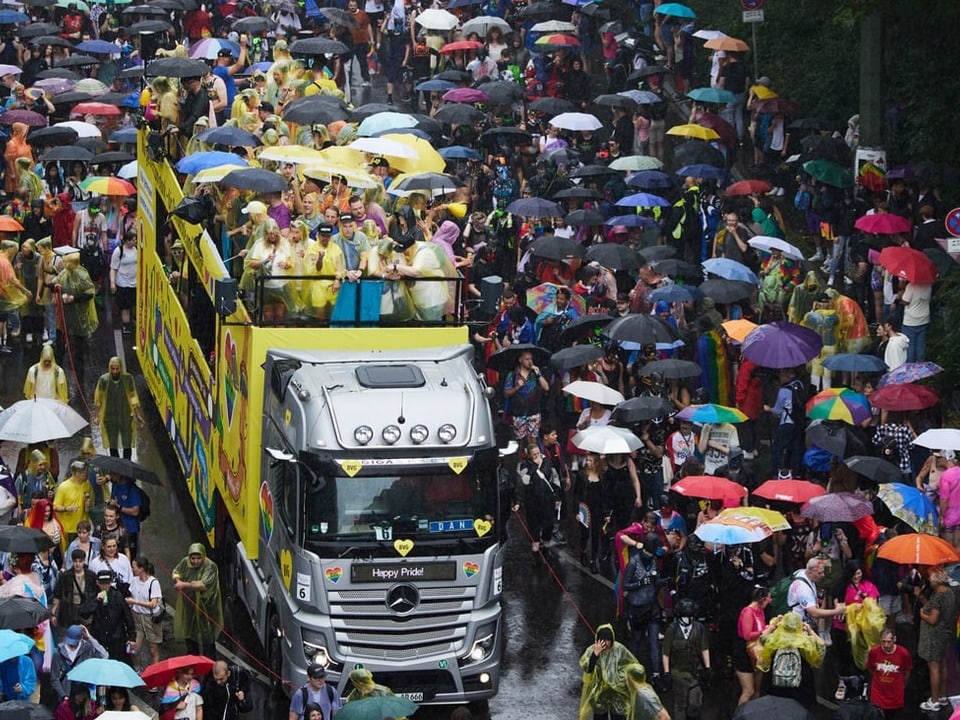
{"left": 288, "top": 663, "right": 342, "bottom": 720}
{"left": 303, "top": 222, "right": 345, "bottom": 321}
{"left": 53, "top": 460, "right": 94, "bottom": 543}
{"left": 334, "top": 212, "right": 369, "bottom": 282}
{"left": 172, "top": 542, "right": 223, "bottom": 658}
{"left": 50, "top": 624, "right": 109, "bottom": 703}
{"left": 231, "top": 199, "right": 269, "bottom": 272}
{"left": 24, "top": 342, "right": 69, "bottom": 403}
{"left": 93, "top": 356, "right": 144, "bottom": 460}
{"left": 88, "top": 567, "right": 136, "bottom": 661}
{"left": 213, "top": 39, "right": 247, "bottom": 122}
{"left": 384, "top": 227, "right": 456, "bottom": 322}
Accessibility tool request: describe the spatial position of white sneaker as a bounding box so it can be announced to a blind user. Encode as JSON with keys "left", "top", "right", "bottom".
{"left": 776, "top": 187, "right": 786, "bottom": 196}
{"left": 42, "top": 330, "right": 49, "bottom": 341}
{"left": 808, "top": 251, "right": 823, "bottom": 262}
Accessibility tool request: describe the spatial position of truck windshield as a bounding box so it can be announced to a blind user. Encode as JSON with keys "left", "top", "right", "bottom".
{"left": 302, "top": 466, "right": 498, "bottom": 547}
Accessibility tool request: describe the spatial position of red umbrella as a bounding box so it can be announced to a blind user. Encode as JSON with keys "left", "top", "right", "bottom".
{"left": 878, "top": 246, "right": 938, "bottom": 283}
{"left": 695, "top": 111, "right": 738, "bottom": 149}
{"left": 439, "top": 40, "right": 484, "bottom": 54}
{"left": 0, "top": 109, "right": 47, "bottom": 126}
{"left": 140, "top": 655, "right": 215, "bottom": 688}
{"left": 671, "top": 475, "right": 747, "bottom": 501}
{"left": 70, "top": 101, "right": 121, "bottom": 117}
{"left": 854, "top": 212, "right": 912, "bottom": 235}
{"left": 753, "top": 479, "right": 826, "bottom": 504}
{"left": 868, "top": 383, "right": 939, "bottom": 411}
{"left": 725, "top": 179, "right": 773, "bottom": 197}
{"left": 752, "top": 97, "right": 798, "bottom": 115}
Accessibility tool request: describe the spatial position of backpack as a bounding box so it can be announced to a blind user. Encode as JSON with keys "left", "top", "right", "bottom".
{"left": 769, "top": 570, "right": 816, "bottom": 616}
{"left": 787, "top": 380, "right": 807, "bottom": 426}
{"left": 794, "top": 189, "right": 812, "bottom": 212}
{"left": 138, "top": 486, "right": 152, "bottom": 522}
{"left": 299, "top": 684, "right": 336, "bottom": 719}
{"left": 770, "top": 645, "right": 803, "bottom": 688}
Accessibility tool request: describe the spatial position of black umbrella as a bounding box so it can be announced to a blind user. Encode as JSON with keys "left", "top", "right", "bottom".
{"left": 35, "top": 68, "right": 80, "bottom": 81}
{"left": 28, "top": 125, "right": 78, "bottom": 145}
{"left": 611, "top": 395, "right": 676, "bottom": 423}
{"left": 410, "top": 113, "right": 441, "bottom": 135}
{"left": 88, "top": 455, "right": 160, "bottom": 484}
{"left": 521, "top": 1, "right": 558, "bottom": 16}
{"left": 29, "top": 35, "right": 74, "bottom": 49}
{"left": 806, "top": 420, "right": 865, "bottom": 458}
{"left": 317, "top": 6, "right": 357, "bottom": 27}
{"left": 76, "top": 138, "right": 107, "bottom": 154}
{"left": 505, "top": 197, "right": 562, "bottom": 218}
{"left": 0, "top": 526, "right": 55, "bottom": 553}
{"left": 350, "top": 102, "right": 395, "bottom": 121}
{"left": 0, "top": 700, "right": 54, "bottom": 720}
{"left": 433, "top": 103, "right": 485, "bottom": 126}
{"left": 96, "top": 91, "right": 134, "bottom": 106}
{"left": 282, "top": 98, "right": 349, "bottom": 125}
{"left": 843, "top": 455, "right": 903, "bottom": 484}
{"left": 674, "top": 140, "right": 725, "bottom": 168}
{"left": 480, "top": 126, "right": 532, "bottom": 145}
{"left": 594, "top": 93, "right": 637, "bottom": 110}
{"left": 90, "top": 151, "right": 135, "bottom": 165}
{"left": 638, "top": 359, "right": 701, "bottom": 379}
{"left": 222, "top": 167, "right": 287, "bottom": 192}
{"left": 196, "top": 126, "right": 261, "bottom": 147}
{"left": 699, "top": 278, "right": 755, "bottom": 303}
{"left": 732, "top": 695, "right": 813, "bottom": 720}
{"left": 17, "top": 21, "right": 60, "bottom": 38}
{"left": 53, "top": 54, "right": 98, "bottom": 68}
{"left": 602, "top": 313, "right": 679, "bottom": 345}
{"left": 568, "top": 164, "right": 622, "bottom": 179}
{"left": 626, "top": 170, "right": 674, "bottom": 190}
{"left": 284, "top": 93, "right": 349, "bottom": 114}
{"left": 479, "top": 80, "right": 524, "bottom": 105}
{"left": 584, "top": 243, "right": 641, "bottom": 270}
{"left": 0, "top": 597, "right": 52, "bottom": 630}
{"left": 638, "top": 245, "right": 676, "bottom": 261}
{"left": 289, "top": 37, "right": 350, "bottom": 56}
{"left": 433, "top": 69, "right": 472, "bottom": 84}
{"left": 128, "top": 19, "right": 174, "bottom": 33}
{"left": 553, "top": 187, "right": 602, "bottom": 201}
{"left": 116, "top": 65, "right": 145, "bottom": 79}
{"left": 49, "top": 91, "right": 93, "bottom": 105}
{"left": 231, "top": 16, "right": 276, "bottom": 33}
{"left": 147, "top": 0, "right": 187, "bottom": 11}
{"left": 541, "top": 146, "right": 581, "bottom": 166}
{"left": 564, "top": 209, "right": 606, "bottom": 227}
{"left": 123, "top": 4, "right": 169, "bottom": 15}
{"left": 391, "top": 172, "right": 460, "bottom": 196}
{"left": 486, "top": 343, "right": 551, "bottom": 373}
{"left": 550, "top": 344, "right": 604, "bottom": 371}
{"left": 42, "top": 145, "right": 94, "bottom": 162}
{"left": 627, "top": 65, "right": 668, "bottom": 81}
{"left": 528, "top": 234, "right": 585, "bottom": 260}
{"left": 145, "top": 56, "right": 207, "bottom": 77}
{"left": 650, "top": 258, "right": 699, "bottom": 279}
{"left": 528, "top": 97, "right": 576, "bottom": 116}
{"left": 559, "top": 313, "right": 615, "bottom": 345}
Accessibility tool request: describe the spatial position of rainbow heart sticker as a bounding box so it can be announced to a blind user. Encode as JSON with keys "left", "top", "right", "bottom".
{"left": 463, "top": 561, "right": 479, "bottom": 578}
{"left": 324, "top": 567, "right": 342, "bottom": 583}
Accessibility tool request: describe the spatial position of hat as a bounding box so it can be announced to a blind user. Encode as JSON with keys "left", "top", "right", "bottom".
{"left": 393, "top": 235, "right": 416, "bottom": 252}
{"left": 369, "top": 156, "right": 389, "bottom": 168}
{"left": 96, "top": 569, "right": 113, "bottom": 584}
{"left": 757, "top": 76, "right": 771, "bottom": 87}
{"left": 227, "top": 31, "right": 240, "bottom": 42}
{"left": 70, "top": 459, "right": 87, "bottom": 473}
{"left": 242, "top": 200, "right": 267, "bottom": 215}
{"left": 311, "top": 123, "right": 326, "bottom": 133}
{"left": 217, "top": 48, "right": 235, "bottom": 59}
{"left": 306, "top": 663, "right": 326, "bottom": 679}
{"left": 317, "top": 223, "right": 333, "bottom": 234}
{"left": 259, "top": 101, "right": 275, "bottom": 113}
{"left": 65, "top": 625, "right": 84, "bottom": 646}
{"left": 339, "top": 212, "right": 355, "bottom": 223}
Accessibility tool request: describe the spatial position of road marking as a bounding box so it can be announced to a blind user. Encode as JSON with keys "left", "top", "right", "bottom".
{"left": 216, "top": 642, "right": 272, "bottom": 685}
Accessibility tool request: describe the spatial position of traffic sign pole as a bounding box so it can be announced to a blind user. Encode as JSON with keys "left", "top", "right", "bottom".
{"left": 741, "top": 7, "right": 764, "bottom": 81}
{"left": 751, "top": 21, "right": 758, "bottom": 79}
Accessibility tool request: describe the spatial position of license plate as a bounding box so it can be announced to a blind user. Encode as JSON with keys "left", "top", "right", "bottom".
{"left": 398, "top": 692, "right": 424, "bottom": 702}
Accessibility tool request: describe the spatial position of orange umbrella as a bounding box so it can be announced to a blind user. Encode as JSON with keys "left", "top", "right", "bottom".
{"left": 876, "top": 533, "right": 960, "bottom": 566}
{"left": 0, "top": 215, "right": 24, "bottom": 232}
{"left": 704, "top": 36, "right": 750, "bottom": 52}
{"left": 721, "top": 319, "right": 757, "bottom": 343}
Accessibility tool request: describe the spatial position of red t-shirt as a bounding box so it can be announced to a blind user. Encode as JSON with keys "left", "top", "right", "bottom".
{"left": 867, "top": 643, "right": 912, "bottom": 709}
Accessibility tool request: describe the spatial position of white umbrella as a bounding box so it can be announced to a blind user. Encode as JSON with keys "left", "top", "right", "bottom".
{"left": 748, "top": 235, "right": 804, "bottom": 261}
{"left": 97, "top": 712, "right": 152, "bottom": 720}
{"left": 0, "top": 399, "right": 88, "bottom": 443}
{"left": 572, "top": 426, "right": 642, "bottom": 455}
{"left": 608, "top": 155, "right": 664, "bottom": 171}
{"left": 117, "top": 160, "right": 137, "bottom": 180}
{"left": 692, "top": 29, "right": 727, "bottom": 41}
{"left": 529, "top": 20, "right": 576, "bottom": 33}
{"left": 348, "top": 137, "right": 419, "bottom": 159}
{"left": 54, "top": 120, "right": 102, "bottom": 138}
{"left": 414, "top": 8, "right": 460, "bottom": 30}
{"left": 549, "top": 112, "right": 603, "bottom": 132}
{"left": 563, "top": 380, "right": 625, "bottom": 407}
{"left": 913, "top": 428, "right": 960, "bottom": 451}
{"left": 461, "top": 15, "right": 512, "bottom": 37}
{"left": 694, "top": 517, "right": 771, "bottom": 545}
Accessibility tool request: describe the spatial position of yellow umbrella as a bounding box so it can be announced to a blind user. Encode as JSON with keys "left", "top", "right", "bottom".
{"left": 719, "top": 507, "right": 790, "bottom": 532}
{"left": 316, "top": 145, "right": 366, "bottom": 167}
{"left": 721, "top": 318, "right": 757, "bottom": 343}
{"left": 257, "top": 145, "right": 327, "bottom": 163}
{"left": 749, "top": 84, "right": 778, "bottom": 100}
{"left": 666, "top": 124, "right": 720, "bottom": 141}
{"left": 300, "top": 162, "right": 379, "bottom": 189}
{"left": 193, "top": 164, "right": 249, "bottom": 183}
{"left": 377, "top": 133, "right": 445, "bottom": 174}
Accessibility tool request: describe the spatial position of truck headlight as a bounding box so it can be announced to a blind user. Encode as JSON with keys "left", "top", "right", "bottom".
{"left": 303, "top": 642, "right": 331, "bottom": 666}
{"left": 438, "top": 424, "right": 457, "bottom": 443}
{"left": 354, "top": 426, "right": 373, "bottom": 445}
{"left": 410, "top": 424, "right": 429, "bottom": 444}
{"left": 382, "top": 425, "right": 401, "bottom": 444}
{"left": 468, "top": 624, "right": 496, "bottom": 663}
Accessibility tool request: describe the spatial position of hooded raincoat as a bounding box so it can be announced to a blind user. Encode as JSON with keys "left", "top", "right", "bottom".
{"left": 578, "top": 624, "right": 639, "bottom": 720}
{"left": 171, "top": 543, "right": 223, "bottom": 646}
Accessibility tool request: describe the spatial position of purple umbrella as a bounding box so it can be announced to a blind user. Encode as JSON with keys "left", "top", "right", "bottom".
{"left": 33, "top": 77, "right": 75, "bottom": 95}
{"left": 877, "top": 361, "right": 943, "bottom": 388}
{"left": 0, "top": 109, "right": 47, "bottom": 126}
{"left": 740, "top": 321, "right": 822, "bottom": 369}
{"left": 800, "top": 492, "right": 873, "bottom": 522}
{"left": 442, "top": 87, "right": 490, "bottom": 104}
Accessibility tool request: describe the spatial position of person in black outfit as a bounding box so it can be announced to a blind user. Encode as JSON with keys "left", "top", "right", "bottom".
{"left": 202, "top": 660, "right": 252, "bottom": 720}
{"left": 85, "top": 569, "right": 136, "bottom": 662}
{"left": 22, "top": 198, "right": 53, "bottom": 243}
{"left": 175, "top": 76, "right": 210, "bottom": 153}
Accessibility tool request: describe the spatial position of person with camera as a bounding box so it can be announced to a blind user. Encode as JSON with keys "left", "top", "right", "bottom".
{"left": 85, "top": 568, "right": 137, "bottom": 662}
{"left": 127, "top": 556, "right": 163, "bottom": 671}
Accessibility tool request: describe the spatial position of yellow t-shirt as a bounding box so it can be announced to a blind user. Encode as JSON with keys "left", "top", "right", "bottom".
{"left": 53, "top": 478, "right": 91, "bottom": 534}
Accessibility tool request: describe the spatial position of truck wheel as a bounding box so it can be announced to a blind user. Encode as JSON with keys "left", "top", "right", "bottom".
{"left": 266, "top": 610, "right": 284, "bottom": 691}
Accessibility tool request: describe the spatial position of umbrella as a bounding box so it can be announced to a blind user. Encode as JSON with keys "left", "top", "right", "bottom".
{"left": 415, "top": 7, "right": 460, "bottom": 29}
{"left": 53, "top": 120, "right": 101, "bottom": 138}
{"left": 842, "top": 455, "right": 903, "bottom": 484}
{"left": 572, "top": 425, "right": 643, "bottom": 454}
{"left": 563, "top": 380, "right": 625, "bottom": 407}
{"left": 877, "top": 483, "right": 939, "bottom": 534}
{"left": 694, "top": 517, "right": 770, "bottom": 545}
{"left": 699, "top": 278, "right": 755, "bottom": 304}
{"left": 686, "top": 87, "right": 735, "bottom": 104}
{"left": 505, "top": 197, "right": 562, "bottom": 218}
{"left": 694, "top": 112, "right": 738, "bottom": 148}
{"left": 671, "top": 475, "right": 748, "bottom": 501}
{"left": 358, "top": 111, "right": 417, "bottom": 137}
{"left": 53, "top": 55, "right": 99, "bottom": 68}
{"left": 732, "top": 695, "right": 814, "bottom": 720}
{"left": 625, "top": 171, "right": 673, "bottom": 190}
{"left": 442, "top": 87, "right": 489, "bottom": 104}
{"left": 192, "top": 164, "right": 248, "bottom": 184}
{"left": 553, "top": 187, "right": 602, "bottom": 201}
{"left": 534, "top": 33, "right": 581, "bottom": 50}
{"left": 674, "top": 140, "right": 725, "bottom": 168}
{"left": 79, "top": 176, "right": 136, "bottom": 196}
{"left": 485, "top": 343, "right": 550, "bottom": 374}
{"left": 432, "top": 103, "right": 486, "bottom": 126}
{"left": 594, "top": 93, "right": 638, "bottom": 111}
{"left": 667, "top": 123, "right": 720, "bottom": 142}
{"left": 753, "top": 479, "right": 826, "bottom": 504}
{"left": 876, "top": 533, "right": 960, "bottom": 566}
{"left": 389, "top": 171, "right": 460, "bottom": 198}
{"left": 558, "top": 313, "right": 615, "bottom": 345}
{"left": 128, "top": 19, "right": 174, "bottom": 33}
{"left": 197, "top": 126, "right": 261, "bottom": 147}
{"left": 118, "top": 161, "right": 137, "bottom": 180}
{"left": 438, "top": 40, "right": 484, "bottom": 54}
{"left": 725, "top": 179, "right": 772, "bottom": 196}
{"left": 877, "top": 361, "right": 943, "bottom": 388}
{"left": 878, "top": 246, "right": 938, "bottom": 283}
{"left": 281, "top": 100, "right": 349, "bottom": 126}
{"left": 0, "top": 597, "right": 51, "bottom": 629}
{"left": 602, "top": 314, "right": 679, "bottom": 346}
{"left": 606, "top": 215, "right": 658, "bottom": 229}
{"left": 0, "top": 526, "right": 55, "bottom": 553}
{"left": 0, "top": 9, "right": 29, "bottom": 23}
{"left": 18, "top": 22, "right": 60, "bottom": 38}
{"left": 702, "top": 258, "right": 758, "bottom": 284}
{"left": 188, "top": 37, "right": 240, "bottom": 60}
{"left": 176, "top": 151, "right": 249, "bottom": 175}
{"left": 615, "top": 191, "right": 670, "bottom": 208}
{"left": 0, "top": 629, "right": 34, "bottom": 664}
{"left": 33, "top": 77, "right": 76, "bottom": 95}
{"left": 0, "top": 109, "right": 46, "bottom": 126}
{"left": 719, "top": 507, "right": 791, "bottom": 532}
{"left": 608, "top": 155, "right": 664, "bottom": 172}
{"left": 651, "top": 259, "right": 701, "bottom": 280}
{"left": 565, "top": 209, "right": 607, "bottom": 227}
{"left": 438, "top": 145, "right": 481, "bottom": 161}
{"left": 529, "top": 19, "right": 575, "bottom": 32}
{"left": 913, "top": 428, "right": 960, "bottom": 451}
{"left": 800, "top": 492, "right": 873, "bottom": 522}
{"left": 676, "top": 163, "right": 726, "bottom": 180}
{"left": 806, "top": 420, "right": 864, "bottom": 458}
{"left": 583, "top": 244, "right": 640, "bottom": 270}
{"left": 334, "top": 695, "right": 419, "bottom": 720}
{"left": 0, "top": 216, "right": 23, "bottom": 231}
{"left": 89, "top": 151, "right": 135, "bottom": 166}
{"left": 741, "top": 321, "right": 822, "bottom": 368}
{"left": 704, "top": 35, "right": 750, "bottom": 52}
{"left": 0, "top": 398, "right": 88, "bottom": 442}
{"left": 854, "top": 212, "right": 912, "bottom": 235}
{"left": 50, "top": 90, "right": 93, "bottom": 106}
{"left": 349, "top": 137, "right": 419, "bottom": 160}
{"left": 805, "top": 388, "right": 872, "bottom": 425}
{"left": 618, "top": 89, "right": 662, "bottom": 105}
{"left": 461, "top": 15, "right": 512, "bottom": 36}
{"left": 803, "top": 159, "right": 853, "bottom": 188}
{"left": 822, "top": 353, "right": 887, "bottom": 373}
{"left": 752, "top": 97, "right": 798, "bottom": 115}
{"left": 527, "top": 234, "right": 585, "bottom": 261}
{"left": 221, "top": 167, "right": 287, "bottom": 193}
{"left": 35, "top": 68, "right": 80, "bottom": 80}
{"left": 654, "top": 2, "right": 695, "bottom": 18}
{"left": 868, "top": 384, "right": 938, "bottom": 411}
{"left": 649, "top": 285, "right": 699, "bottom": 303}
{"left": 550, "top": 345, "right": 604, "bottom": 371}
{"left": 675, "top": 403, "right": 748, "bottom": 424}
{"left": 42, "top": 145, "right": 93, "bottom": 162}
{"left": 67, "top": 657, "right": 146, "bottom": 688}
{"left": 611, "top": 396, "right": 675, "bottom": 424}
{"left": 525, "top": 283, "right": 587, "bottom": 317}
{"left": 144, "top": 56, "right": 208, "bottom": 78}
{"left": 721, "top": 319, "right": 758, "bottom": 343}
{"left": 88, "top": 455, "right": 161, "bottom": 485}
{"left": 549, "top": 112, "right": 602, "bottom": 132}
{"left": 140, "top": 655, "right": 215, "bottom": 688}
{"left": 231, "top": 16, "right": 276, "bottom": 33}
{"left": 415, "top": 79, "right": 457, "bottom": 94}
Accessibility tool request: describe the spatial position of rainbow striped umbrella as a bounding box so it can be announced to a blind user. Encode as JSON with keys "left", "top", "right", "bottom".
{"left": 805, "top": 388, "right": 871, "bottom": 425}
{"left": 79, "top": 176, "right": 136, "bottom": 196}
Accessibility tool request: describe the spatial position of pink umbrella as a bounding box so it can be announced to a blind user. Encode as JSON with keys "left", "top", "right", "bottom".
{"left": 854, "top": 212, "right": 912, "bottom": 235}
{"left": 0, "top": 109, "right": 47, "bottom": 126}
{"left": 442, "top": 87, "right": 490, "bottom": 104}
{"left": 70, "top": 102, "right": 122, "bottom": 117}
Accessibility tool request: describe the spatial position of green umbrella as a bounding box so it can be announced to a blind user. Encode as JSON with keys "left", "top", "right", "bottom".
{"left": 803, "top": 159, "right": 854, "bottom": 188}
{"left": 334, "top": 696, "right": 419, "bottom": 720}
{"left": 54, "top": 0, "right": 89, "bottom": 10}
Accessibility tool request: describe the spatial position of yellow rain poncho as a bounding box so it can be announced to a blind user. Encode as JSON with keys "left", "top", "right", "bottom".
{"left": 578, "top": 624, "right": 639, "bottom": 720}
{"left": 846, "top": 597, "right": 886, "bottom": 670}
{"left": 755, "top": 612, "right": 826, "bottom": 672}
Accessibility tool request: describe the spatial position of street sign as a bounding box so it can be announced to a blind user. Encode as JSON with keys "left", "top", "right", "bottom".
{"left": 743, "top": 9, "right": 764, "bottom": 22}
{"left": 742, "top": 0, "right": 764, "bottom": 8}
{"left": 946, "top": 207, "right": 960, "bottom": 237}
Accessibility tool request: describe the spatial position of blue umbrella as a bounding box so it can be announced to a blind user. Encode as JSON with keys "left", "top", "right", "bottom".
{"left": 109, "top": 126, "right": 138, "bottom": 143}
{"left": 120, "top": 92, "right": 140, "bottom": 109}
{"left": 676, "top": 163, "right": 726, "bottom": 180}
{"left": 626, "top": 170, "right": 673, "bottom": 189}
{"left": 67, "top": 657, "right": 146, "bottom": 688}
{"left": 196, "top": 126, "right": 262, "bottom": 147}
{"left": 650, "top": 284, "right": 702, "bottom": 303}
{"left": 654, "top": 2, "right": 696, "bottom": 18}
{"left": 357, "top": 111, "right": 417, "bottom": 137}
{"left": 75, "top": 39, "right": 119, "bottom": 54}
{"left": 177, "top": 151, "right": 249, "bottom": 175}
{"left": 439, "top": 145, "right": 482, "bottom": 161}
{"left": 249, "top": 61, "right": 273, "bottom": 73}
{"left": 415, "top": 78, "right": 457, "bottom": 92}
{"left": 605, "top": 214, "right": 658, "bottom": 228}
{"left": 822, "top": 353, "right": 888, "bottom": 373}
{"left": 615, "top": 191, "right": 670, "bottom": 208}
{"left": 618, "top": 89, "right": 662, "bottom": 105}
{"left": 877, "top": 483, "right": 939, "bottom": 535}
{"left": 369, "top": 127, "right": 432, "bottom": 140}
{"left": 702, "top": 257, "right": 758, "bottom": 284}
{"left": 687, "top": 87, "right": 735, "bottom": 104}
{"left": 0, "top": 629, "right": 34, "bottom": 663}
{"left": 0, "top": 10, "right": 29, "bottom": 23}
